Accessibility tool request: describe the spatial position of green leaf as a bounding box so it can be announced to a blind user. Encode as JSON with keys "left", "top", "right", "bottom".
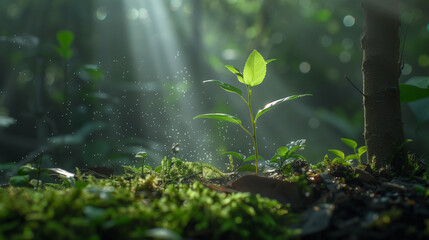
{"left": 55, "top": 47, "right": 73, "bottom": 60}
{"left": 225, "top": 65, "right": 241, "bottom": 75}
{"left": 223, "top": 151, "right": 245, "bottom": 161}
{"left": 9, "top": 175, "right": 30, "bottom": 186}
{"left": 57, "top": 30, "right": 74, "bottom": 48}
{"left": 17, "top": 165, "right": 37, "bottom": 175}
{"left": 255, "top": 94, "right": 311, "bottom": 122}
{"left": 290, "top": 154, "right": 306, "bottom": 161}
{"left": 135, "top": 152, "right": 148, "bottom": 159}
{"left": 358, "top": 146, "right": 367, "bottom": 156}
{"left": 45, "top": 168, "right": 75, "bottom": 179}
{"left": 56, "top": 30, "right": 74, "bottom": 60}
{"left": 225, "top": 65, "right": 244, "bottom": 84}
{"left": 0, "top": 115, "right": 15, "bottom": 128}
{"left": 345, "top": 153, "right": 359, "bottom": 161}
{"left": 84, "top": 65, "right": 104, "bottom": 81}
{"left": 265, "top": 59, "right": 276, "bottom": 64}
{"left": 203, "top": 80, "right": 242, "bottom": 96}
{"left": 146, "top": 228, "right": 182, "bottom": 240}
{"left": 270, "top": 155, "right": 281, "bottom": 163}
{"left": 400, "top": 77, "right": 429, "bottom": 102}
{"left": 341, "top": 138, "right": 357, "bottom": 151}
{"left": 154, "top": 166, "right": 162, "bottom": 173}
{"left": 243, "top": 50, "right": 266, "bottom": 86}
{"left": 193, "top": 113, "right": 242, "bottom": 126}
{"left": 409, "top": 98, "right": 429, "bottom": 125}
{"left": 237, "top": 164, "right": 257, "bottom": 172}
{"left": 328, "top": 149, "right": 345, "bottom": 159}
{"left": 288, "top": 145, "right": 305, "bottom": 158}
{"left": 277, "top": 147, "right": 289, "bottom": 157}
{"left": 243, "top": 155, "right": 264, "bottom": 163}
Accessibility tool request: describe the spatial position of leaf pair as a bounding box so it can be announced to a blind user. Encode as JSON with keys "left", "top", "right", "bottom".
{"left": 224, "top": 152, "right": 262, "bottom": 172}
{"left": 225, "top": 50, "right": 275, "bottom": 87}
{"left": 193, "top": 83, "right": 309, "bottom": 127}
{"left": 55, "top": 30, "right": 74, "bottom": 60}
{"left": 269, "top": 140, "right": 306, "bottom": 171}
{"left": 328, "top": 138, "right": 367, "bottom": 166}
{"left": 399, "top": 76, "right": 429, "bottom": 103}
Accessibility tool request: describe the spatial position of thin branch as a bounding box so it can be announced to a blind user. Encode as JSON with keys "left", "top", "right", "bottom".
{"left": 344, "top": 75, "right": 366, "bottom": 97}
{"left": 399, "top": 24, "right": 408, "bottom": 70}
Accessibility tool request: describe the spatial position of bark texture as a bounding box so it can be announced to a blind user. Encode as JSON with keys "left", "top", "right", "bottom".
{"left": 361, "top": 0, "right": 406, "bottom": 170}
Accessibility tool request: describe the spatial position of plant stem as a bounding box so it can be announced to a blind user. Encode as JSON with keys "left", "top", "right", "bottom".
{"left": 142, "top": 158, "right": 145, "bottom": 177}
{"left": 36, "top": 153, "right": 43, "bottom": 191}
{"left": 247, "top": 86, "right": 259, "bottom": 174}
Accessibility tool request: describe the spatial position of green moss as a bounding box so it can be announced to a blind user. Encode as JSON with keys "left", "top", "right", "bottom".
{"left": 0, "top": 176, "right": 298, "bottom": 240}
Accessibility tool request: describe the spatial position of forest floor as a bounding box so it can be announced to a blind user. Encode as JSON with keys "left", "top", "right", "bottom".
{"left": 205, "top": 160, "right": 429, "bottom": 240}
{"left": 2, "top": 159, "right": 429, "bottom": 239}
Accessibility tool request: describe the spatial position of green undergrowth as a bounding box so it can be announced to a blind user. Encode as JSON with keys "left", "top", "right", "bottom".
{"left": 0, "top": 174, "right": 299, "bottom": 240}
{"left": 124, "top": 157, "right": 227, "bottom": 183}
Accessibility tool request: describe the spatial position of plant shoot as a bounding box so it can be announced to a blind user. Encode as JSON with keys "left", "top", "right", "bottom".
{"left": 194, "top": 50, "right": 310, "bottom": 173}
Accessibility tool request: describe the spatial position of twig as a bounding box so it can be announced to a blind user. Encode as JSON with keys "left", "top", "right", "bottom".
{"left": 399, "top": 24, "right": 408, "bottom": 70}
{"left": 344, "top": 75, "right": 366, "bottom": 97}
{"left": 36, "top": 152, "right": 43, "bottom": 191}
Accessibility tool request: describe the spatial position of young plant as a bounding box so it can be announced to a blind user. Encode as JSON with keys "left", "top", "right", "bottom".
{"left": 327, "top": 138, "right": 367, "bottom": 166}
{"left": 224, "top": 151, "right": 263, "bottom": 173}
{"left": 194, "top": 50, "right": 310, "bottom": 173}
{"left": 9, "top": 163, "right": 75, "bottom": 188}
{"left": 135, "top": 151, "right": 150, "bottom": 177}
{"left": 268, "top": 139, "right": 307, "bottom": 172}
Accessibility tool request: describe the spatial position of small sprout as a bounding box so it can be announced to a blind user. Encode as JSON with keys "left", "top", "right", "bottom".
{"left": 327, "top": 138, "right": 367, "bottom": 166}
{"left": 172, "top": 143, "right": 180, "bottom": 157}
{"left": 194, "top": 50, "right": 310, "bottom": 173}
{"left": 267, "top": 139, "right": 307, "bottom": 173}
{"left": 55, "top": 30, "right": 74, "bottom": 60}
{"left": 135, "top": 151, "right": 148, "bottom": 177}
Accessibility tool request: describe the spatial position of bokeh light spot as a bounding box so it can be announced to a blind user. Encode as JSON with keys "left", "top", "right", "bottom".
{"left": 222, "top": 49, "right": 238, "bottom": 60}
{"left": 139, "top": 8, "right": 149, "bottom": 20}
{"left": 343, "top": 15, "right": 355, "bottom": 27}
{"left": 170, "top": 0, "right": 182, "bottom": 10}
{"left": 299, "top": 62, "right": 311, "bottom": 73}
{"left": 96, "top": 7, "right": 108, "bottom": 21}
{"left": 272, "top": 32, "right": 283, "bottom": 44}
{"left": 316, "top": 9, "right": 332, "bottom": 22}
{"left": 127, "top": 8, "right": 139, "bottom": 20}
{"left": 339, "top": 51, "right": 351, "bottom": 63}
{"left": 246, "top": 26, "right": 258, "bottom": 39}
{"left": 299, "top": 0, "right": 311, "bottom": 8}
{"left": 320, "top": 35, "right": 333, "bottom": 47}
{"left": 7, "top": 4, "right": 20, "bottom": 18}
{"left": 418, "top": 54, "right": 429, "bottom": 67}
{"left": 308, "top": 118, "right": 320, "bottom": 129}
{"left": 402, "top": 64, "right": 412, "bottom": 75}
{"left": 327, "top": 21, "right": 340, "bottom": 34}
{"left": 342, "top": 38, "right": 354, "bottom": 49}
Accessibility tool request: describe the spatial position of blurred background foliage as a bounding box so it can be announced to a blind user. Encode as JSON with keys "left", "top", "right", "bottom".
{"left": 0, "top": 0, "right": 428, "bottom": 181}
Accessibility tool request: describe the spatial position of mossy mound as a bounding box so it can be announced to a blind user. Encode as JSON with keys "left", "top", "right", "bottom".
{"left": 0, "top": 175, "right": 298, "bottom": 240}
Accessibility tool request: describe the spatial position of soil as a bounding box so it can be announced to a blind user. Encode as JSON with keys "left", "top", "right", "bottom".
{"left": 204, "top": 161, "right": 429, "bottom": 239}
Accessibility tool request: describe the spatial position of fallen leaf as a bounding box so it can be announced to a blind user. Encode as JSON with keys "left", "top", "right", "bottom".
{"left": 229, "top": 175, "right": 304, "bottom": 208}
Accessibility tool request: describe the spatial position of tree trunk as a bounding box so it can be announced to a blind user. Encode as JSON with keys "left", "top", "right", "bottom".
{"left": 361, "top": 0, "right": 406, "bottom": 171}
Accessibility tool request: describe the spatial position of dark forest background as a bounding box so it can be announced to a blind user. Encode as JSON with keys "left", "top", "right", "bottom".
{"left": 0, "top": 0, "right": 428, "bottom": 181}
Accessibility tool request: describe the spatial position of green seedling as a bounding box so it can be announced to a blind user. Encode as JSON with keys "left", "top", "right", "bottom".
{"left": 194, "top": 50, "right": 310, "bottom": 173}
{"left": 268, "top": 139, "right": 307, "bottom": 172}
{"left": 224, "top": 151, "right": 263, "bottom": 173}
{"left": 55, "top": 30, "right": 74, "bottom": 60}
{"left": 9, "top": 163, "right": 75, "bottom": 188}
{"left": 327, "top": 138, "right": 367, "bottom": 166}
{"left": 135, "top": 151, "right": 150, "bottom": 177}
